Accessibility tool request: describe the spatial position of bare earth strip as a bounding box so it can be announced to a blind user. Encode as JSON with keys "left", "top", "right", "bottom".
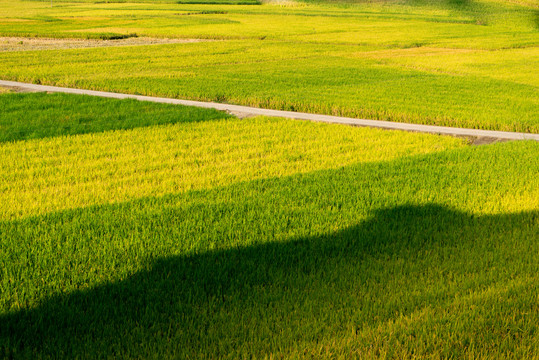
{"left": 0, "top": 37, "right": 209, "bottom": 52}
{"left": 1, "top": 80, "right": 537, "bottom": 142}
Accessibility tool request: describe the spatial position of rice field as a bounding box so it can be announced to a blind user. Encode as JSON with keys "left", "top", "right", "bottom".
{"left": 1, "top": 0, "right": 538, "bottom": 357}
{"left": 0, "top": 0, "right": 537, "bottom": 131}
{"left": 0, "top": 92, "right": 231, "bottom": 143}
{"left": 0, "top": 92, "right": 538, "bottom": 358}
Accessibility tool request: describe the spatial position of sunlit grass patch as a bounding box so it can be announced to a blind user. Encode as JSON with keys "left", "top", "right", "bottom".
{"left": 349, "top": 46, "right": 539, "bottom": 86}
{"left": 0, "top": 0, "right": 537, "bottom": 131}
{"left": 0, "top": 140, "right": 537, "bottom": 358}
{"left": 0, "top": 105, "right": 465, "bottom": 220}
{"left": 1, "top": 39, "right": 536, "bottom": 132}
{"left": 0, "top": 0, "right": 538, "bottom": 357}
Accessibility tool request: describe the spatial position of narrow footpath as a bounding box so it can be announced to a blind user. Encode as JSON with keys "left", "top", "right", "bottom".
{"left": 1, "top": 80, "right": 537, "bottom": 142}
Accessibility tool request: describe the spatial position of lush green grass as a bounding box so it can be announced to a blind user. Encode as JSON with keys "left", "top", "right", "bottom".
{"left": 0, "top": 0, "right": 538, "bottom": 356}
{"left": 0, "top": 92, "right": 230, "bottom": 143}
{"left": 0, "top": 0, "right": 537, "bottom": 132}
{"left": 0, "top": 92, "right": 464, "bottom": 220}
{"left": 1, "top": 143, "right": 538, "bottom": 358}
{"left": 0, "top": 93, "right": 538, "bottom": 358}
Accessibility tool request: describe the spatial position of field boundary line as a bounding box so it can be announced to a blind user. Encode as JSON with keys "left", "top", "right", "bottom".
{"left": 1, "top": 80, "right": 537, "bottom": 141}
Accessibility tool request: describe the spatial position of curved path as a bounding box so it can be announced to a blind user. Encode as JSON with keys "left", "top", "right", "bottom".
{"left": 1, "top": 80, "right": 537, "bottom": 142}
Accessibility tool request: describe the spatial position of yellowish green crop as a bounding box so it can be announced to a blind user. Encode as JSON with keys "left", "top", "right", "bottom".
{"left": 0, "top": 92, "right": 231, "bottom": 142}
{"left": 1, "top": 0, "right": 538, "bottom": 356}
{"left": 0, "top": 0, "right": 537, "bottom": 132}
{"left": 0, "top": 114, "right": 464, "bottom": 220}
{"left": 0, "top": 93, "right": 538, "bottom": 358}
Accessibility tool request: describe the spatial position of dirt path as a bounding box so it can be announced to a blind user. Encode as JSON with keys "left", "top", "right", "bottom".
{"left": 1, "top": 80, "right": 537, "bottom": 143}
{"left": 0, "top": 37, "right": 209, "bottom": 52}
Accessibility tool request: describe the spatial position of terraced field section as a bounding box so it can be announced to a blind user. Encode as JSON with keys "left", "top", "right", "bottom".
{"left": 1, "top": 92, "right": 538, "bottom": 358}
{"left": 0, "top": 0, "right": 538, "bottom": 131}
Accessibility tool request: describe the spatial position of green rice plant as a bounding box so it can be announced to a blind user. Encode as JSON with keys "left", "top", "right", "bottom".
{"left": 0, "top": 1, "right": 537, "bottom": 357}
{"left": 0, "top": 138, "right": 537, "bottom": 358}
{"left": 0, "top": 93, "right": 537, "bottom": 358}
{"left": 2, "top": 40, "right": 536, "bottom": 132}
{"left": 0, "top": 92, "right": 231, "bottom": 143}
{"left": 0, "top": 0, "right": 537, "bottom": 132}
{"left": 0, "top": 93, "right": 465, "bottom": 220}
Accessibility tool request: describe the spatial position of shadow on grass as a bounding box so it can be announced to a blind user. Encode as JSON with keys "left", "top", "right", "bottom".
{"left": 0, "top": 92, "right": 231, "bottom": 144}
{"left": 1, "top": 203, "right": 537, "bottom": 358}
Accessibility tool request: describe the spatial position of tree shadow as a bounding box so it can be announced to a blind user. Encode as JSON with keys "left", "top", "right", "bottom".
{"left": 0, "top": 92, "right": 231, "bottom": 144}
{"left": 1, "top": 203, "right": 537, "bottom": 358}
